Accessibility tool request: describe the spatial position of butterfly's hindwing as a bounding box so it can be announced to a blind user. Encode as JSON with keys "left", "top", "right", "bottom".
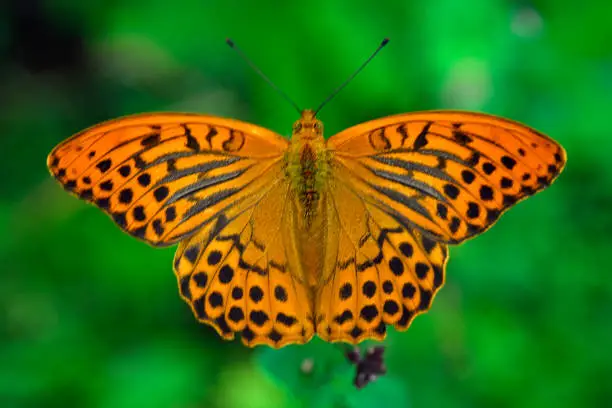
{"left": 173, "top": 171, "right": 315, "bottom": 348}
{"left": 315, "top": 170, "right": 448, "bottom": 343}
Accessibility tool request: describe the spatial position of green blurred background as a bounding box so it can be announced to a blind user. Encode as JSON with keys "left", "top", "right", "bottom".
{"left": 1, "top": 1, "right": 611, "bottom": 407}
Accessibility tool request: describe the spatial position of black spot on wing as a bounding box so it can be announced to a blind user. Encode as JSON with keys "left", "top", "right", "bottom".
{"left": 182, "top": 124, "right": 200, "bottom": 151}
{"left": 141, "top": 132, "right": 161, "bottom": 147}
{"left": 96, "top": 159, "right": 112, "bottom": 173}
{"left": 413, "top": 122, "right": 431, "bottom": 150}
{"left": 205, "top": 127, "right": 218, "bottom": 149}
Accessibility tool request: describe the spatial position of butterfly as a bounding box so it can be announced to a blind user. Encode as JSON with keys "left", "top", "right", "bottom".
{"left": 47, "top": 107, "right": 566, "bottom": 348}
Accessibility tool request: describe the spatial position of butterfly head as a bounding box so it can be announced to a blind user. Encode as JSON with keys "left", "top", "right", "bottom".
{"left": 293, "top": 109, "right": 323, "bottom": 139}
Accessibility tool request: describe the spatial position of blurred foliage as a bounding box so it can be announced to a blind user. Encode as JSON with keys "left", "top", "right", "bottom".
{"left": 1, "top": 0, "right": 611, "bottom": 407}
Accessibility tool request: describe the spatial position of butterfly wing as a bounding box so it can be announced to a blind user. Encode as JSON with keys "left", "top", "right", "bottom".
{"left": 172, "top": 165, "right": 315, "bottom": 347}
{"left": 315, "top": 173, "right": 448, "bottom": 343}
{"left": 47, "top": 113, "right": 289, "bottom": 246}
{"left": 317, "top": 111, "right": 566, "bottom": 342}
{"left": 48, "top": 113, "right": 314, "bottom": 347}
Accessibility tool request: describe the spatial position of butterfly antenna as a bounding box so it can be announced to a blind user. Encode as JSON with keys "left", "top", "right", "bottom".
{"left": 226, "top": 38, "right": 302, "bottom": 114}
{"left": 314, "top": 38, "right": 389, "bottom": 116}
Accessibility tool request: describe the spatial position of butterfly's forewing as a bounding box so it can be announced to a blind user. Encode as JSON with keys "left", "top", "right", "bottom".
{"left": 173, "top": 171, "right": 315, "bottom": 347}
{"left": 319, "top": 111, "right": 566, "bottom": 341}
{"left": 328, "top": 111, "right": 566, "bottom": 244}
{"left": 47, "top": 113, "right": 288, "bottom": 246}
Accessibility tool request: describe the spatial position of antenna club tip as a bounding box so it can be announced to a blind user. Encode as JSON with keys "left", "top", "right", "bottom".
{"left": 381, "top": 38, "right": 390, "bottom": 46}
{"left": 226, "top": 38, "right": 235, "bottom": 47}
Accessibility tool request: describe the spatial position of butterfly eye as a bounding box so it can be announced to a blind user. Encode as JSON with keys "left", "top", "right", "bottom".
{"left": 313, "top": 123, "right": 321, "bottom": 130}
{"left": 293, "top": 123, "right": 302, "bottom": 132}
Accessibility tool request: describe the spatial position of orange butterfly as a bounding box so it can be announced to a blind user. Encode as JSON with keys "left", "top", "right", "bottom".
{"left": 47, "top": 40, "right": 566, "bottom": 348}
